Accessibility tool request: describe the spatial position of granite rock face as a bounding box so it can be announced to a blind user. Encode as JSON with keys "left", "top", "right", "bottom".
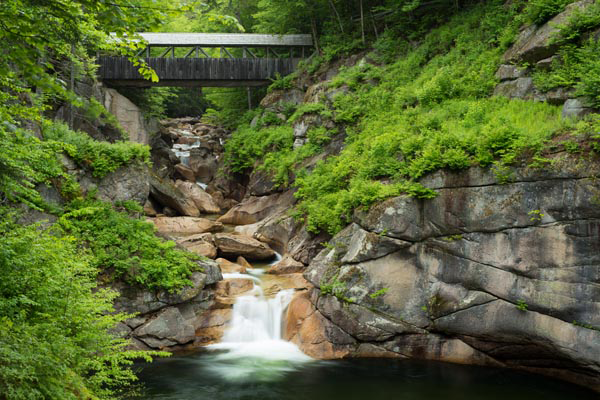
{"left": 297, "top": 157, "right": 600, "bottom": 391}
{"left": 112, "top": 261, "right": 223, "bottom": 351}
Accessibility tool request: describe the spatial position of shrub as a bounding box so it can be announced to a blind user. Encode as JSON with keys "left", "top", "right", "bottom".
{"left": 43, "top": 121, "right": 150, "bottom": 178}
{"left": 57, "top": 200, "right": 200, "bottom": 291}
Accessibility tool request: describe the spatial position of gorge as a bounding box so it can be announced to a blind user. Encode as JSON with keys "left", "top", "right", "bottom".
{"left": 1, "top": 0, "right": 600, "bottom": 399}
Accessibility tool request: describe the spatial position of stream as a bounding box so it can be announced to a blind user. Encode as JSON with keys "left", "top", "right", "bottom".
{"left": 133, "top": 258, "right": 593, "bottom": 400}
{"left": 134, "top": 119, "right": 597, "bottom": 399}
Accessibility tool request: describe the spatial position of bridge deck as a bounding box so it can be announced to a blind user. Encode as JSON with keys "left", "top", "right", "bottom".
{"left": 98, "top": 57, "right": 302, "bottom": 87}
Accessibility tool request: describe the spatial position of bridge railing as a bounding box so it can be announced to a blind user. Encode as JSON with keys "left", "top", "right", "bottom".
{"left": 98, "top": 33, "right": 314, "bottom": 87}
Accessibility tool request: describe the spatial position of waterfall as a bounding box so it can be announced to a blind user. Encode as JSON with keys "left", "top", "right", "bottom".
{"left": 208, "top": 274, "right": 310, "bottom": 362}
{"left": 222, "top": 289, "right": 295, "bottom": 343}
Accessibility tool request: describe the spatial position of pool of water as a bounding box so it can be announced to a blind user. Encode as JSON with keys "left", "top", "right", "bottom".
{"left": 132, "top": 354, "right": 594, "bottom": 400}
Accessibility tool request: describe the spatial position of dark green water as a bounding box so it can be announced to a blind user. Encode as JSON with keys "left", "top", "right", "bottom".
{"left": 133, "top": 353, "right": 594, "bottom": 400}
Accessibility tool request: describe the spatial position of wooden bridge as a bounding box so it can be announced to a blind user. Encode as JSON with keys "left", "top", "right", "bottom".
{"left": 98, "top": 33, "right": 313, "bottom": 88}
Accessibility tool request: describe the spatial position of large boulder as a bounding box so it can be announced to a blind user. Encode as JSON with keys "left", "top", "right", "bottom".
{"left": 149, "top": 216, "right": 223, "bottom": 235}
{"left": 134, "top": 307, "right": 195, "bottom": 348}
{"left": 214, "top": 233, "right": 276, "bottom": 260}
{"left": 175, "top": 180, "right": 221, "bottom": 214}
{"left": 218, "top": 191, "right": 296, "bottom": 225}
{"left": 177, "top": 233, "right": 218, "bottom": 259}
{"left": 149, "top": 174, "right": 200, "bottom": 216}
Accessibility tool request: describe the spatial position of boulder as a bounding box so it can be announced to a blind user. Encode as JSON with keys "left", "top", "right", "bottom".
{"left": 149, "top": 216, "right": 223, "bottom": 235}
{"left": 302, "top": 159, "right": 600, "bottom": 389}
{"left": 495, "top": 64, "right": 527, "bottom": 81}
{"left": 284, "top": 290, "right": 356, "bottom": 359}
{"left": 175, "top": 180, "right": 221, "bottom": 214}
{"left": 218, "top": 191, "right": 296, "bottom": 225}
{"left": 143, "top": 200, "right": 157, "bottom": 217}
{"left": 177, "top": 233, "right": 218, "bottom": 259}
{"left": 235, "top": 256, "right": 253, "bottom": 269}
{"left": 215, "top": 233, "right": 276, "bottom": 260}
{"left": 502, "top": 0, "right": 594, "bottom": 64}
{"left": 215, "top": 278, "right": 254, "bottom": 297}
{"left": 134, "top": 307, "right": 195, "bottom": 348}
{"left": 493, "top": 77, "right": 534, "bottom": 99}
{"left": 562, "top": 98, "right": 595, "bottom": 119}
{"left": 151, "top": 136, "right": 179, "bottom": 178}
{"left": 216, "top": 258, "right": 247, "bottom": 274}
{"left": 103, "top": 88, "right": 151, "bottom": 145}
{"left": 260, "top": 89, "right": 305, "bottom": 111}
{"left": 175, "top": 164, "right": 196, "bottom": 181}
{"left": 194, "top": 308, "right": 232, "bottom": 345}
{"left": 149, "top": 174, "right": 200, "bottom": 216}
{"left": 189, "top": 147, "right": 218, "bottom": 183}
{"left": 79, "top": 162, "right": 150, "bottom": 205}
{"left": 267, "top": 255, "right": 305, "bottom": 274}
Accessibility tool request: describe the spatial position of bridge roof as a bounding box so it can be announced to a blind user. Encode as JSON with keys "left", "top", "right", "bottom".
{"left": 129, "top": 33, "right": 313, "bottom": 48}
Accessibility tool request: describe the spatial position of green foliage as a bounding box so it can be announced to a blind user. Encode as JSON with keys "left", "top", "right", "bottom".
{"left": 43, "top": 121, "right": 150, "bottom": 178}
{"left": 224, "top": 2, "right": 573, "bottom": 235}
{"left": 516, "top": 299, "right": 529, "bottom": 311}
{"left": 224, "top": 124, "right": 294, "bottom": 172}
{"left": 0, "top": 212, "right": 166, "bottom": 399}
{"left": 534, "top": 39, "right": 600, "bottom": 108}
{"left": 0, "top": 126, "right": 69, "bottom": 210}
{"left": 369, "top": 288, "right": 389, "bottom": 299}
{"left": 288, "top": 102, "right": 332, "bottom": 122}
{"left": 57, "top": 199, "right": 201, "bottom": 291}
{"left": 523, "top": 0, "right": 575, "bottom": 25}
{"left": 268, "top": 73, "right": 297, "bottom": 92}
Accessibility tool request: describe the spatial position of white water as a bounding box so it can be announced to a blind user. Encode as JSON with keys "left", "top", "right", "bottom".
{"left": 206, "top": 264, "right": 311, "bottom": 381}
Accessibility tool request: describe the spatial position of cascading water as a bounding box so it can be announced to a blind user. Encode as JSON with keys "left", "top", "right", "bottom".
{"left": 205, "top": 257, "right": 311, "bottom": 381}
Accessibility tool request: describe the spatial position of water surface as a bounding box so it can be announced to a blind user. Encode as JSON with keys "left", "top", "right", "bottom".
{"left": 134, "top": 356, "right": 594, "bottom": 400}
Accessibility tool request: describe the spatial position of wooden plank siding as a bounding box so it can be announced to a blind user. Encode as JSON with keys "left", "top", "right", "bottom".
{"left": 98, "top": 56, "right": 302, "bottom": 87}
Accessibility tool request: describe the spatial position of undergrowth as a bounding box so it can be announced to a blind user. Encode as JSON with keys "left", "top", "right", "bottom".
{"left": 57, "top": 199, "right": 201, "bottom": 291}
{"left": 223, "top": 1, "right": 597, "bottom": 235}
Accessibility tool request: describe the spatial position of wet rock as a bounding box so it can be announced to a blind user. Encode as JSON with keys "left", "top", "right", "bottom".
{"left": 175, "top": 164, "right": 196, "bottom": 181}
{"left": 215, "top": 233, "right": 276, "bottom": 260}
{"left": 284, "top": 290, "right": 356, "bottom": 359}
{"left": 268, "top": 255, "right": 305, "bottom": 274}
{"left": 215, "top": 278, "right": 254, "bottom": 297}
{"left": 194, "top": 309, "right": 232, "bottom": 345}
{"left": 175, "top": 180, "right": 221, "bottom": 214}
{"left": 149, "top": 216, "right": 223, "bottom": 235}
{"left": 216, "top": 258, "right": 247, "bottom": 274}
{"left": 235, "top": 256, "right": 253, "bottom": 269}
{"left": 189, "top": 147, "right": 218, "bottom": 183}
